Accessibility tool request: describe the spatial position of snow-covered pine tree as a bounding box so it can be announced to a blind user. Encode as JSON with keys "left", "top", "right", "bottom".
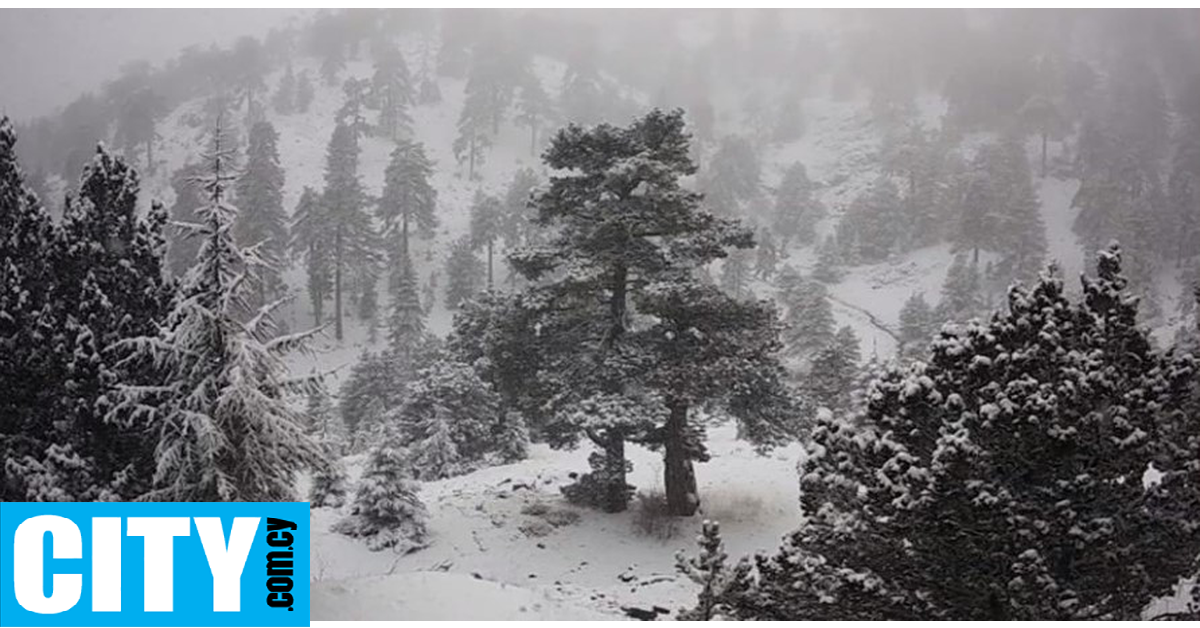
{"left": 290, "top": 187, "right": 332, "bottom": 327}
{"left": 339, "top": 350, "right": 398, "bottom": 441}
{"left": 392, "top": 360, "right": 502, "bottom": 479}
{"left": 716, "top": 245, "right": 1200, "bottom": 620}
{"left": 515, "top": 75, "right": 557, "bottom": 156}
{"left": 35, "top": 145, "right": 176, "bottom": 501}
{"left": 370, "top": 45, "right": 415, "bottom": 142}
{"left": 879, "top": 123, "right": 949, "bottom": 249}
{"left": 469, "top": 191, "right": 503, "bottom": 288}
{"left": 0, "top": 117, "right": 67, "bottom": 500}
{"left": 443, "top": 235, "right": 485, "bottom": 310}
{"left": 110, "top": 125, "right": 326, "bottom": 502}
{"left": 771, "top": 161, "right": 823, "bottom": 250}
{"left": 321, "top": 122, "right": 381, "bottom": 340}
{"left": 635, "top": 280, "right": 799, "bottom": 516}
{"left": 378, "top": 139, "right": 438, "bottom": 289}
{"left": 510, "top": 109, "right": 757, "bottom": 513}
{"left": 754, "top": 229, "right": 779, "bottom": 280}
{"left": 334, "top": 440, "right": 428, "bottom": 552}
{"left": 804, "top": 326, "right": 861, "bottom": 414}
{"left": 974, "top": 136, "right": 1047, "bottom": 286}
{"left": 272, "top": 63, "right": 296, "bottom": 115}
{"left": 812, "top": 235, "right": 844, "bottom": 283}
{"left": 898, "top": 291, "right": 936, "bottom": 360}
{"left": 499, "top": 167, "right": 541, "bottom": 253}
{"left": 336, "top": 77, "right": 372, "bottom": 140}
{"left": 167, "top": 162, "right": 207, "bottom": 278}
{"left": 719, "top": 247, "right": 753, "bottom": 301}
{"left": 308, "top": 387, "right": 349, "bottom": 509}
{"left": 388, "top": 253, "right": 426, "bottom": 352}
{"left": 846, "top": 175, "right": 903, "bottom": 262}
{"left": 295, "top": 70, "right": 316, "bottom": 114}
{"left": 779, "top": 273, "right": 836, "bottom": 360}
{"left": 234, "top": 121, "right": 288, "bottom": 314}
{"left": 703, "top": 135, "right": 761, "bottom": 217}
{"left": 493, "top": 410, "right": 530, "bottom": 464}
{"left": 453, "top": 79, "right": 494, "bottom": 180}
{"left": 676, "top": 521, "right": 752, "bottom": 620}
{"left": 559, "top": 43, "right": 608, "bottom": 126}
{"left": 938, "top": 252, "right": 984, "bottom": 324}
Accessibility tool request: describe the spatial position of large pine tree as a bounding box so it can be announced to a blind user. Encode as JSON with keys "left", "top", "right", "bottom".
{"left": 322, "top": 122, "right": 381, "bottom": 340}
{"left": 234, "top": 121, "right": 289, "bottom": 312}
{"left": 509, "top": 109, "right": 759, "bottom": 512}
{"left": 378, "top": 139, "right": 438, "bottom": 289}
{"left": 714, "top": 246, "right": 1200, "bottom": 620}
{"left": 111, "top": 127, "right": 326, "bottom": 502}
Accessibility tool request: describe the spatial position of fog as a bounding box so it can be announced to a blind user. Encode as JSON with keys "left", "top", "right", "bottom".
{"left": 2, "top": 8, "right": 1200, "bottom": 621}
{"left": 0, "top": 9, "right": 307, "bottom": 120}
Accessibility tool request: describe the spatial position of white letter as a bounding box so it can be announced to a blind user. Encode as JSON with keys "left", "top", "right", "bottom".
{"left": 13, "top": 515, "right": 82, "bottom": 614}
{"left": 195, "top": 517, "right": 260, "bottom": 612}
{"left": 126, "top": 517, "right": 190, "bottom": 612}
{"left": 91, "top": 518, "right": 122, "bottom": 612}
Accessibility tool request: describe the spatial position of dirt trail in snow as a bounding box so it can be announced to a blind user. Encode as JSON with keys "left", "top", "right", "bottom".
{"left": 828, "top": 294, "right": 901, "bottom": 346}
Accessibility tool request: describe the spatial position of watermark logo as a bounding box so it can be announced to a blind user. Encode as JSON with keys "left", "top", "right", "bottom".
{"left": 0, "top": 502, "right": 309, "bottom": 627}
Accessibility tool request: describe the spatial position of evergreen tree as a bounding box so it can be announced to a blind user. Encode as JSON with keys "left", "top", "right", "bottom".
{"left": 295, "top": 70, "right": 316, "bottom": 114}
{"left": 499, "top": 167, "right": 540, "bottom": 251}
{"left": 378, "top": 140, "right": 438, "bottom": 289}
{"left": 167, "top": 163, "right": 207, "bottom": 278}
{"left": 676, "top": 521, "right": 750, "bottom": 620}
{"left": 393, "top": 360, "right": 502, "bottom": 480}
{"left": 234, "top": 121, "right": 289, "bottom": 313}
{"left": 339, "top": 350, "right": 397, "bottom": 438}
{"left": 804, "top": 326, "right": 861, "bottom": 413}
{"left": 40, "top": 146, "right": 176, "bottom": 501}
{"left": 322, "top": 122, "right": 380, "bottom": 340}
{"left": 772, "top": 92, "right": 805, "bottom": 144}
{"left": 337, "top": 78, "right": 372, "bottom": 140}
{"left": 110, "top": 127, "right": 325, "bottom": 502}
{"left": 509, "top": 110, "right": 761, "bottom": 513}
{"left": 846, "top": 176, "right": 903, "bottom": 263}
{"left": 716, "top": 246, "right": 1200, "bottom": 620}
{"left": 444, "top": 235, "right": 485, "bottom": 310}
{"left": 469, "top": 191, "right": 503, "bottom": 288}
{"left": 0, "top": 119, "right": 75, "bottom": 500}
{"left": 812, "top": 235, "right": 844, "bottom": 283}
{"left": 371, "top": 46, "right": 415, "bottom": 142}
{"left": 272, "top": 64, "right": 296, "bottom": 115}
{"left": 515, "top": 75, "right": 557, "bottom": 156}
{"left": 635, "top": 280, "right": 799, "bottom": 515}
{"left": 754, "top": 229, "right": 779, "bottom": 280}
{"left": 703, "top": 135, "right": 761, "bottom": 216}
{"left": 938, "top": 253, "right": 984, "bottom": 324}
{"left": 974, "top": 137, "right": 1047, "bottom": 285}
{"left": 334, "top": 440, "right": 428, "bottom": 552}
{"left": 898, "top": 291, "right": 936, "bottom": 359}
{"left": 779, "top": 273, "right": 836, "bottom": 360}
{"left": 772, "top": 162, "right": 823, "bottom": 249}
{"left": 453, "top": 79, "right": 494, "bottom": 180}
{"left": 388, "top": 253, "right": 427, "bottom": 353}
{"left": 560, "top": 44, "right": 608, "bottom": 126}
{"left": 879, "top": 123, "right": 949, "bottom": 248}
{"left": 115, "top": 87, "right": 165, "bottom": 174}
{"left": 720, "top": 247, "right": 753, "bottom": 300}
{"left": 290, "top": 187, "right": 333, "bottom": 327}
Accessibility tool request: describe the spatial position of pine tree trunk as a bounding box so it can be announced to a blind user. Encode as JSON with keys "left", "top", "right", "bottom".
{"left": 664, "top": 398, "right": 699, "bottom": 516}
{"left": 334, "top": 230, "right": 344, "bottom": 341}
{"left": 487, "top": 240, "right": 494, "bottom": 288}
{"left": 1041, "top": 131, "right": 1048, "bottom": 178}
{"left": 402, "top": 213, "right": 410, "bottom": 261}
{"left": 468, "top": 135, "right": 476, "bottom": 180}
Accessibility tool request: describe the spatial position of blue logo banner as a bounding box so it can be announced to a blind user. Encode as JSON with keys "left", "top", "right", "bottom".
{"left": 0, "top": 502, "right": 309, "bottom": 627}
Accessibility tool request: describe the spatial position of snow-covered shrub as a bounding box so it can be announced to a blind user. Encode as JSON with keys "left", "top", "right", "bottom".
{"left": 676, "top": 520, "right": 751, "bottom": 620}
{"left": 630, "top": 491, "right": 680, "bottom": 541}
{"left": 308, "top": 459, "right": 348, "bottom": 509}
{"left": 334, "top": 442, "right": 428, "bottom": 552}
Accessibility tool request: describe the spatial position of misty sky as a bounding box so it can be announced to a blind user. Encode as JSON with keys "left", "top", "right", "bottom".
{"left": 0, "top": 9, "right": 309, "bottom": 121}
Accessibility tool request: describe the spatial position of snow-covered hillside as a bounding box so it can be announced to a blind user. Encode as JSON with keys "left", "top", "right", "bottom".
{"left": 85, "top": 20, "right": 1196, "bottom": 621}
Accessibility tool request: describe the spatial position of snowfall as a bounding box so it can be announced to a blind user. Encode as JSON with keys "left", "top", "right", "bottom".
{"left": 86, "top": 35, "right": 1197, "bottom": 621}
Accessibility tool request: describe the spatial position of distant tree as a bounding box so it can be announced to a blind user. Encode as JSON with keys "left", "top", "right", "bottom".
{"left": 444, "top": 236, "right": 485, "bottom": 310}
{"left": 469, "top": 191, "right": 503, "bottom": 288}
{"left": 234, "top": 121, "right": 289, "bottom": 312}
{"left": 515, "top": 75, "right": 557, "bottom": 156}
{"left": 938, "top": 253, "right": 984, "bottom": 324}
{"left": 847, "top": 176, "right": 904, "bottom": 263}
{"left": 453, "top": 78, "right": 495, "bottom": 180}
{"left": 290, "top": 187, "right": 332, "bottom": 326}
{"left": 371, "top": 46, "right": 415, "bottom": 142}
{"left": 704, "top": 135, "right": 761, "bottom": 216}
{"left": 778, "top": 272, "right": 835, "bottom": 360}
{"left": 499, "top": 167, "right": 540, "bottom": 251}
{"left": 321, "top": 123, "right": 380, "bottom": 340}
{"left": 115, "top": 87, "right": 165, "bottom": 174}
{"left": 898, "top": 291, "right": 936, "bottom": 359}
{"left": 720, "top": 247, "right": 754, "bottom": 300}
{"left": 378, "top": 140, "right": 438, "bottom": 289}
{"left": 167, "top": 163, "right": 208, "bottom": 277}
{"left": 272, "top": 64, "right": 297, "bottom": 115}
{"left": 805, "top": 325, "right": 862, "bottom": 413}
{"left": 337, "top": 78, "right": 373, "bottom": 140}
{"left": 755, "top": 229, "right": 780, "bottom": 280}
{"left": 295, "top": 70, "right": 316, "bottom": 114}
{"left": 772, "top": 162, "right": 823, "bottom": 249}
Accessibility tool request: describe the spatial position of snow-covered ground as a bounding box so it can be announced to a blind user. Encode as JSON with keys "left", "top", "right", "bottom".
{"left": 309, "top": 423, "right": 804, "bottom": 620}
